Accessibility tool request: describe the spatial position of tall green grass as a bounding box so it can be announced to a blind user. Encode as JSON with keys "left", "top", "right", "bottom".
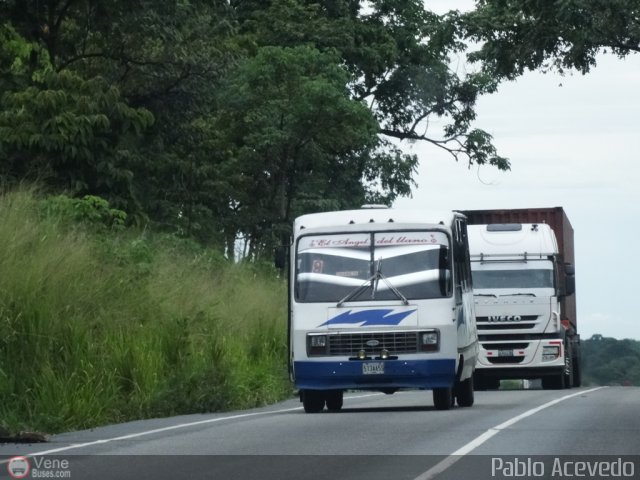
{"left": 0, "top": 188, "right": 291, "bottom": 434}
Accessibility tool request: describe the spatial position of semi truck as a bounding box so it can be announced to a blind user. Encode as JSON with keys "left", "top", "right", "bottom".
{"left": 462, "top": 207, "right": 580, "bottom": 390}
{"left": 278, "top": 206, "right": 479, "bottom": 412}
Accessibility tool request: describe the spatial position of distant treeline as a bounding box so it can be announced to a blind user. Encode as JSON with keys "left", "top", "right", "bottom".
{"left": 582, "top": 335, "right": 640, "bottom": 386}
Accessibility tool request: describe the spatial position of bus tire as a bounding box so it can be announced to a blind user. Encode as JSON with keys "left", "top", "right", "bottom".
{"left": 325, "top": 390, "right": 343, "bottom": 412}
{"left": 433, "top": 387, "right": 453, "bottom": 410}
{"left": 455, "top": 377, "right": 474, "bottom": 407}
{"left": 302, "top": 390, "right": 325, "bottom": 413}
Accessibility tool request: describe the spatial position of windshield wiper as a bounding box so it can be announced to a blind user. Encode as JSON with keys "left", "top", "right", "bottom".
{"left": 372, "top": 258, "right": 409, "bottom": 304}
{"left": 337, "top": 257, "right": 409, "bottom": 307}
{"left": 474, "top": 293, "right": 498, "bottom": 298}
{"left": 499, "top": 293, "right": 537, "bottom": 297}
{"left": 336, "top": 277, "right": 374, "bottom": 307}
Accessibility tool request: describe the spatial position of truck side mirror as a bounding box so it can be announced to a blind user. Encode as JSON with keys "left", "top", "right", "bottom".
{"left": 274, "top": 246, "right": 287, "bottom": 270}
{"left": 565, "top": 275, "right": 575, "bottom": 296}
{"left": 564, "top": 263, "right": 575, "bottom": 296}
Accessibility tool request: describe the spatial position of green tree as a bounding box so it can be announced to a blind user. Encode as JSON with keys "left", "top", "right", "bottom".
{"left": 216, "top": 45, "right": 393, "bottom": 258}
{"left": 0, "top": 24, "right": 153, "bottom": 209}
{"left": 221, "top": 0, "right": 510, "bottom": 255}
{"left": 463, "top": 0, "right": 640, "bottom": 78}
{"left": 241, "top": 0, "right": 510, "bottom": 169}
{"left": 1, "top": 1, "right": 238, "bottom": 240}
{"left": 1, "top": 0, "right": 516, "bottom": 256}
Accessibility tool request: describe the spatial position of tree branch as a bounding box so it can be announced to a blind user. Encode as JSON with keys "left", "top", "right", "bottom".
{"left": 54, "top": 0, "right": 77, "bottom": 32}
{"left": 127, "top": 66, "right": 193, "bottom": 105}
{"left": 379, "top": 128, "right": 470, "bottom": 163}
{"left": 58, "top": 50, "right": 186, "bottom": 71}
{"left": 611, "top": 40, "right": 640, "bottom": 53}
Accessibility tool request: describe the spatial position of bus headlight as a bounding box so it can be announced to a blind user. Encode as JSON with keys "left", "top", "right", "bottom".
{"left": 420, "top": 330, "right": 439, "bottom": 352}
{"left": 307, "top": 335, "right": 328, "bottom": 356}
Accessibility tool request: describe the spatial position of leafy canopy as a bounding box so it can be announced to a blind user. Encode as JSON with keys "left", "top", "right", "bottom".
{"left": 463, "top": 0, "right": 640, "bottom": 78}
{"left": 0, "top": 0, "right": 524, "bottom": 257}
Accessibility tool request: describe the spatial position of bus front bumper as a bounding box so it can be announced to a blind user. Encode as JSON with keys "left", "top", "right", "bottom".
{"left": 293, "top": 359, "right": 456, "bottom": 390}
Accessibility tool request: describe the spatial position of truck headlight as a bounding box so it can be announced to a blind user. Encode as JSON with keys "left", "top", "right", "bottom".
{"left": 307, "top": 335, "right": 328, "bottom": 356}
{"left": 542, "top": 345, "right": 560, "bottom": 361}
{"left": 420, "top": 330, "right": 439, "bottom": 352}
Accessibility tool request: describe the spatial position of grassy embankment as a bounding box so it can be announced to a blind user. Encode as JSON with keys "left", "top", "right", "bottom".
{"left": 0, "top": 189, "right": 291, "bottom": 434}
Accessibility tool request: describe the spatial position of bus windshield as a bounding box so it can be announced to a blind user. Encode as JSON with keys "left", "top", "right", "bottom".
{"left": 295, "top": 231, "right": 450, "bottom": 303}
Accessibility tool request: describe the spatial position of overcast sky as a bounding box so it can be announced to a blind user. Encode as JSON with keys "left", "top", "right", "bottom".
{"left": 393, "top": 2, "right": 640, "bottom": 340}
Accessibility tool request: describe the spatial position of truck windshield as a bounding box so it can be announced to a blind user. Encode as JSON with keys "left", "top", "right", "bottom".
{"left": 295, "top": 231, "right": 450, "bottom": 303}
{"left": 471, "top": 267, "right": 554, "bottom": 289}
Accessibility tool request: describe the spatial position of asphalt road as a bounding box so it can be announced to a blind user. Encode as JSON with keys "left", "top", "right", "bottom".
{"left": 2, "top": 387, "right": 639, "bottom": 480}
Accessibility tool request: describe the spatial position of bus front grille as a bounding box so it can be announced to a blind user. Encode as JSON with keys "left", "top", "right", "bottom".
{"left": 327, "top": 331, "right": 419, "bottom": 356}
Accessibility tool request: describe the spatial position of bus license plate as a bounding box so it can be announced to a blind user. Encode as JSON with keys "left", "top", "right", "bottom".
{"left": 498, "top": 349, "right": 514, "bottom": 357}
{"left": 362, "top": 362, "right": 385, "bottom": 375}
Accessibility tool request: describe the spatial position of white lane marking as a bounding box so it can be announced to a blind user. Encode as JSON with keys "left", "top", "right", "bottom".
{"left": 413, "top": 387, "right": 605, "bottom": 480}
{"left": 0, "top": 393, "right": 382, "bottom": 461}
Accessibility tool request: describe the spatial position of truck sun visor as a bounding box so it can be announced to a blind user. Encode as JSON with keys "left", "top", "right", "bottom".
{"left": 487, "top": 223, "right": 522, "bottom": 232}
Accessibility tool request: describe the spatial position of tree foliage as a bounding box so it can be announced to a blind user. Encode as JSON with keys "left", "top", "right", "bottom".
{"left": 463, "top": 0, "right": 640, "bottom": 78}
{"left": 0, "top": 24, "right": 153, "bottom": 209}
{"left": 216, "top": 45, "right": 382, "bottom": 256}
{"left": 1, "top": 0, "right": 541, "bottom": 258}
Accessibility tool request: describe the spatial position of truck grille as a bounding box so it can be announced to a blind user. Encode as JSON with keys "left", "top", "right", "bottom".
{"left": 327, "top": 331, "right": 419, "bottom": 356}
{"left": 488, "top": 357, "right": 525, "bottom": 364}
{"left": 476, "top": 315, "right": 538, "bottom": 331}
{"left": 482, "top": 343, "right": 529, "bottom": 350}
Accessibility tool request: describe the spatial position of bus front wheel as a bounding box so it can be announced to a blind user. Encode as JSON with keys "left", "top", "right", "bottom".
{"left": 302, "top": 390, "right": 325, "bottom": 413}
{"left": 433, "top": 387, "right": 453, "bottom": 410}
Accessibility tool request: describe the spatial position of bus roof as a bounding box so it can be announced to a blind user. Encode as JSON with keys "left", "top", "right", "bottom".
{"left": 294, "top": 208, "right": 461, "bottom": 234}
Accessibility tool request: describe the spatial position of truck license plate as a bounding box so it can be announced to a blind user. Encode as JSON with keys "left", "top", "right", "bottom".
{"left": 498, "top": 349, "right": 514, "bottom": 357}
{"left": 362, "top": 362, "right": 385, "bottom": 375}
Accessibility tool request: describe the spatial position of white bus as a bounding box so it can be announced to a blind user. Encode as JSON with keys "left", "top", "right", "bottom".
{"left": 282, "top": 207, "right": 478, "bottom": 412}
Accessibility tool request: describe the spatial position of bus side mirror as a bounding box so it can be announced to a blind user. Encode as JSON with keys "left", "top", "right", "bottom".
{"left": 438, "top": 245, "right": 451, "bottom": 297}
{"left": 274, "top": 246, "right": 287, "bottom": 270}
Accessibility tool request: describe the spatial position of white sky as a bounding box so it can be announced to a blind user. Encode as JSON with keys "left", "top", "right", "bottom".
{"left": 394, "top": 1, "right": 640, "bottom": 340}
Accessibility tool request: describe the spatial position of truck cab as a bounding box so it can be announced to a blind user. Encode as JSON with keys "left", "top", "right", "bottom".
{"left": 467, "top": 221, "right": 579, "bottom": 389}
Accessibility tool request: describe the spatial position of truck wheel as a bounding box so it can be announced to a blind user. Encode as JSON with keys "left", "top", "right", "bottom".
{"left": 474, "top": 375, "right": 499, "bottom": 391}
{"left": 477, "top": 377, "right": 500, "bottom": 390}
{"left": 542, "top": 374, "right": 565, "bottom": 390}
{"left": 563, "top": 341, "right": 574, "bottom": 388}
{"left": 433, "top": 387, "right": 453, "bottom": 410}
{"left": 302, "top": 390, "right": 325, "bottom": 413}
{"left": 325, "top": 390, "right": 344, "bottom": 412}
{"left": 455, "top": 377, "right": 474, "bottom": 407}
